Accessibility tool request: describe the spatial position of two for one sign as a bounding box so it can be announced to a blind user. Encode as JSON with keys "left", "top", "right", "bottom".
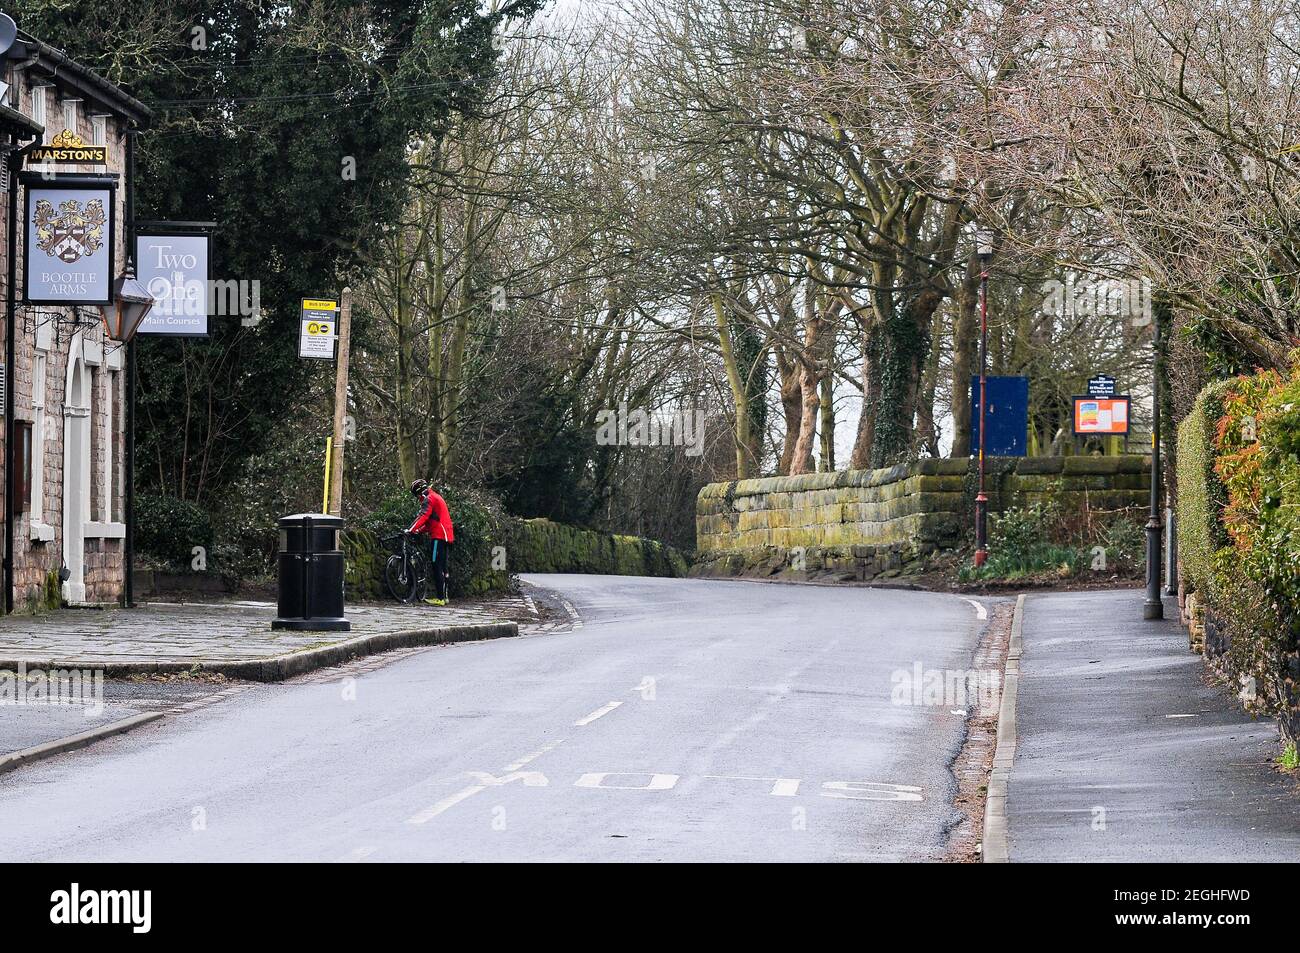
{"left": 299, "top": 298, "right": 338, "bottom": 359}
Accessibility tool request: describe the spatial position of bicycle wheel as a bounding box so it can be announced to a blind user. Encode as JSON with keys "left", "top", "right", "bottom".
{"left": 384, "top": 553, "right": 419, "bottom": 603}
{"left": 408, "top": 548, "right": 431, "bottom": 602}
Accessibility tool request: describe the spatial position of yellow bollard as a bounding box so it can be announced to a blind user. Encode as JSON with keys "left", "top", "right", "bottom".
{"left": 322, "top": 436, "right": 333, "bottom": 513}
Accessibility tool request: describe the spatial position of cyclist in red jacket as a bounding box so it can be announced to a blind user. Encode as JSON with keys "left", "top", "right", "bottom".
{"left": 408, "top": 479, "right": 455, "bottom": 606}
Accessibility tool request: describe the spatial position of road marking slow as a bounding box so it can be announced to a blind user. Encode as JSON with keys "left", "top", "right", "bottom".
{"left": 703, "top": 775, "right": 801, "bottom": 796}
{"left": 574, "top": 701, "right": 622, "bottom": 726}
{"left": 575, "top": 772, "right": 679, "bottom": 790}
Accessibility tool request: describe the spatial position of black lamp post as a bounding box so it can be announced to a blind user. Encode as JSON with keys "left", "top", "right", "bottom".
{"left": 973, "top": 228, "right": 993, "bottom": 567}
{"left": 99, "top": 258, "right": 154, "bottom": 611}
{"left": 1144, "top": 308, "right": 1164, "bottom": 620}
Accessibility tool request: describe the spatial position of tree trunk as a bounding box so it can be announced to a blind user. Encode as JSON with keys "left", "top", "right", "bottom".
{"left": 711, "top": 290, "right": 755, "bottom": 479}
{"left": 789, "top": 278, "right": 823, "bottom": 476}
{"left": 867, "top": 288, "right": 943, "bottom": 468}
{"left": 916, "top": 303, "right": 945, "bottom": 457}
{"left": 949, "top": 264, "right": 980, "bottom": 458}
{"left": 395, "top": 258, "right": 419, "bottom": 485}
{"left": 849, "top": 313, "right": 879, "bottom": 470}
{"left": 818, "top": 371, "right": 835, "bottom": 471}
{"left": 775, "top": 345, "right": 802, "bottom": 475}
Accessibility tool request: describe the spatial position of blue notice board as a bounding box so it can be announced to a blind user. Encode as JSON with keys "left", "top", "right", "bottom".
{"left": 969, "top": 375, "right": 1029, "bottom": 457}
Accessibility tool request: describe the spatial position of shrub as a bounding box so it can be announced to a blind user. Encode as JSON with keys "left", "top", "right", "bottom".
{"left": 134, "top": 494, "right": 214, "bottom": 570}
{"left": 1175, "top": 379, "right": 1234, "bottom": 595}
{"left": 1100, "top": 514, "right": 1145, "bottom": 572}
{"left": 990, "top": 504, "right": 1057, "bottom": 564}
{"left": 958, "top": 542, "right": 1086, "bottom": 583}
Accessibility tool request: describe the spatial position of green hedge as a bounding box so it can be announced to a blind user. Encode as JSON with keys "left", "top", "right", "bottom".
{"left": 506, "top": 518, "right": 689, "bottom": 577}
{"left": 134, "top": 494, "right": 214, "bottom": 571}
{"left": 1177, "top": 370, "right": 1300, "bottom": 745}
{"left": 1175, "top": 380, "right": 1233, "bottom": 596}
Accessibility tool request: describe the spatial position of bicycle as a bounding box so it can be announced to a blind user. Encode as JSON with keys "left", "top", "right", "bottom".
{"left": 382, "top": 532, "right": 430, "bottom": 604}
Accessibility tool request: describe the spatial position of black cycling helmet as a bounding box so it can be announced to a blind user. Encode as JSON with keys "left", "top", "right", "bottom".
{"left": 410, "top": 478, "right": 428, "bottom": 496}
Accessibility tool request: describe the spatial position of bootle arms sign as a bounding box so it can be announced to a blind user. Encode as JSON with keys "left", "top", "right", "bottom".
{"left": 22, "top": 175, "right": 115, "bottom": 306}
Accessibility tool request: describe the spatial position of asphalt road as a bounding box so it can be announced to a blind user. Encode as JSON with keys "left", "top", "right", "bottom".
{"left": 0, "top": 575, "right": 991, "bottom": 862}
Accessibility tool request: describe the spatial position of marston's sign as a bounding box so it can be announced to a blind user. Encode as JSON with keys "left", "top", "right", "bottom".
{"left": 28, "top": 129, "right": 107, "bottom": 165}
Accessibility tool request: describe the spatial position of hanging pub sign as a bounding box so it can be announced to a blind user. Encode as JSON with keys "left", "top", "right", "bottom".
{"left": 136, "top": 232, "right": 210, "bottom": 336}
{"left": 21, "top": 175, "right": 116, "bottom": 306}
{"left": 28, "top": 129, "right": 107, "bottom": 166}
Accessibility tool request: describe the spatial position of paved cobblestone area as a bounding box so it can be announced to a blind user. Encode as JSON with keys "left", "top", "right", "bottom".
{"left": 0, "top": 595, "right": 538, "bottom": 666}
{"left": 0, "top": 584, "right": 573, "bottom": 761}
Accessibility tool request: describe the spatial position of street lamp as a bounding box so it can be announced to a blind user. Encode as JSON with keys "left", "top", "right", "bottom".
{"left": 99, "top": 257, "right": 154, "bottom": 612}
{"left": 973, "top": 228, "right": 994, "bottom": 568}
{"left": 1144, "top": 308, "right": 1164, "bottom": 620}
{"left": 98, "top": 259, "right": 156, "bottom": 343}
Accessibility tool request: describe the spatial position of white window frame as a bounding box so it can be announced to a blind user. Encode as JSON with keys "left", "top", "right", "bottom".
{"left": 91, "top": 114, "right": 107, "bottom": 146}
{"left": 61, "top": 98, "right": 79, "bottom": 137}
{"left": 29, "top": 84, "right": 48, "bottom": 142}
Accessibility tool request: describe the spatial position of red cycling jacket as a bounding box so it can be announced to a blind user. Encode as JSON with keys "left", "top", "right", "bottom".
{"left": 408, "top": 489, "right": 455, "bottom": 543}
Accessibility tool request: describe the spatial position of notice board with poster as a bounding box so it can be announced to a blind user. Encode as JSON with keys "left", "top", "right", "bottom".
{"left": 1072, "top": 395, "right": 1130, "bottom": 435}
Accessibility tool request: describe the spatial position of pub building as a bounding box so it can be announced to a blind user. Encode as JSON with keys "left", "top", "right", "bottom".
{"left": 0, "top": 26, "right": 150, "bottom": 610}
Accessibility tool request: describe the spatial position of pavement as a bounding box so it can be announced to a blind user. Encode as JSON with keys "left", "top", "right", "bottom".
{"left": 0, "top": 596, "right": 530, "bottom": 666}
{"left": 1005, "top": 587, "right": 1300, "bottom": 861}
{"left": 0, "top": 593, "right": 540, "bottom": 760}
{"left": 0, "top": 574, "right": 998, "bottom": 862}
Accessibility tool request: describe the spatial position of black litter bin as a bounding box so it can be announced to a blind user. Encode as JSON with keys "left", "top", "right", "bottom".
{"left": 271, "top": 513, "right": 351, "bottom": 631}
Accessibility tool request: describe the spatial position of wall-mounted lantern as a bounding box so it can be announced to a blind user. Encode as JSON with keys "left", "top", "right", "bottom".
{"left": 98, "top": 260, "right": 155, "bottom": 342}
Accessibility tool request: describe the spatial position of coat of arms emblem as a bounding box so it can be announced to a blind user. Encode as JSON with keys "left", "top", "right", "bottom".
{"left": 33, "top": 197, "right": 106, "bottom": 264}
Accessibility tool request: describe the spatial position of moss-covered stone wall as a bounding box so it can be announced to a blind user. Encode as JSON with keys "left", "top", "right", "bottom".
{"left": 506, "top": 518, "right": 688, "bottom": 577}
{"left": 694, "top": 456, "right": 1150, "bottom": 581}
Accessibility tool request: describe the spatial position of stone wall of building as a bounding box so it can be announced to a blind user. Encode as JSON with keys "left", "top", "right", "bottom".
{"left": 692, "top": 456, "right": 1151, "bottom": 582}
{"left": 0, "top": 65, "right": 130, "bottom": 610}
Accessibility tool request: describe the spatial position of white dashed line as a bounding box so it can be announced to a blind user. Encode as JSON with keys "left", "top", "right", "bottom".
{"left": 574, "top": 701, "right": 622, "bottom": 726}
{"left": 503, "top": 740, "right": 563, "bottom": 772}
{"left": 406, "top": 785, "right": 488, "bottom": 824}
